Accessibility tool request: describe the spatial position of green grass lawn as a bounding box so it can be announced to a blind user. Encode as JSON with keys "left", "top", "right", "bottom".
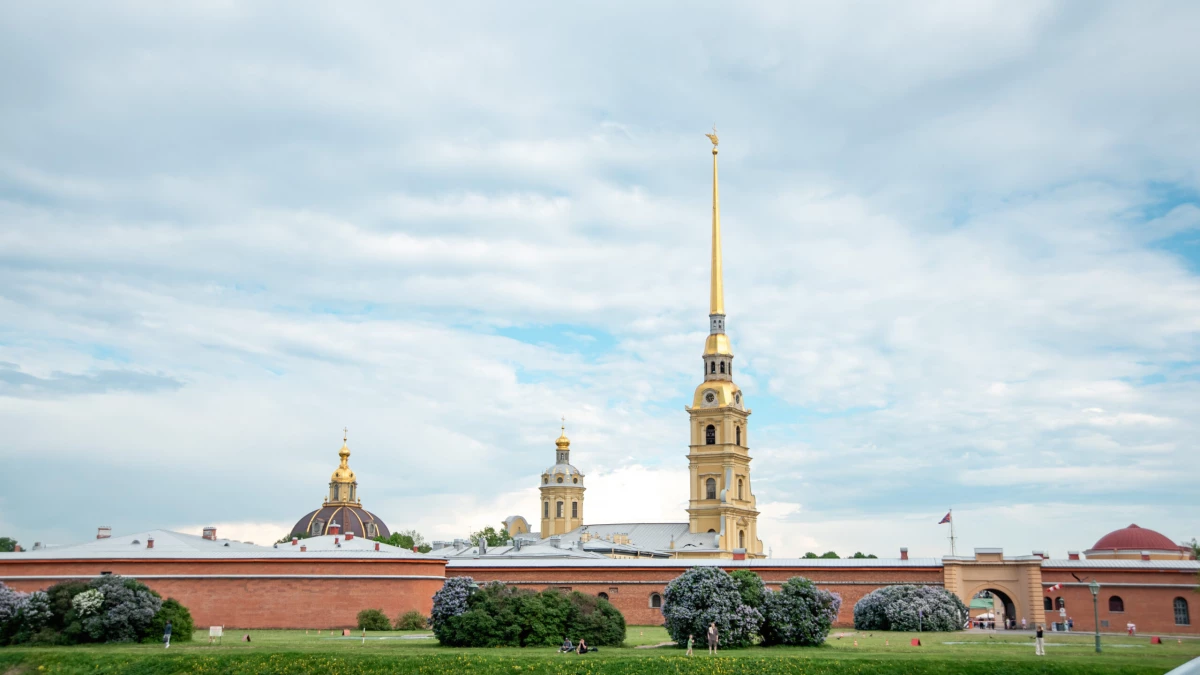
{"left": 0, "top": 626, "right": 1197, "bottom": 674}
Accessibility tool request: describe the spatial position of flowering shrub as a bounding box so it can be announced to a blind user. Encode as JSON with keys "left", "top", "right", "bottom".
{"left": 854, "top": 584, "right": 968, "bottom": 632}
{"left": 0, "top": 582, "right": 27, "bottom": 628}
{"left": 71, "top": 589, "right": 104, "bottom": 617}
{"left": 82, "top": 575, "right": 162, "bottom": 643}
{"left": 662, "top": 566, "right": 763, "bottom": 649}
{"left": 430, "top": 577, "right": 475, "bottom": 644}
{"left": 431, "top": 579, "right": 625, "bottom": 647}
{"left": 759, "top": 577, "right": 841, "bottom": 646}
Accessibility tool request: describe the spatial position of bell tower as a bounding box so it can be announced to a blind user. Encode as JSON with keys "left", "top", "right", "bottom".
{"left": 539, "top": 421, "right": 585, "bottom": 537}
{"left": 686, "top": 130, "right": 763, "bottom": 557}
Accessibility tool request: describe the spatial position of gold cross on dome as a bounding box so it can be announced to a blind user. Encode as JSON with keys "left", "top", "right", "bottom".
{"left": 343, "top": 427, "right": 347, "bottom": 442}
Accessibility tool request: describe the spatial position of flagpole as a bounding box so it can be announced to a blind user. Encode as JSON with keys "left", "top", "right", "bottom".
{"left": 949, "top": 508, "right": 957, "bottom": 556}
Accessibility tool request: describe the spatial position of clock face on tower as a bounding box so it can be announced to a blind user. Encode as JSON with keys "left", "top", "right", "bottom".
{"left": 702, "top": 390, "right": 717, "bottom": 407}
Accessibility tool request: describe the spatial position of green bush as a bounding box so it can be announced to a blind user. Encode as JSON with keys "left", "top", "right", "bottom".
{"left": 394, "top": 610, "right": 427, "bottom": 630}
{"left": 730, "top": 569, "right": 766, "bottom": 609}
{"left": 432, "top": 580, "right": 625, "bottom": 647}
{"left": 357, "top": 608, "right": 391, "bottom": 631}
{"left": 145, "top": 599, "right": 194, "bottom": 644}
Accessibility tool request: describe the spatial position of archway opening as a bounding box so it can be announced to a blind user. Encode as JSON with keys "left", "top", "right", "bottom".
{"left": 972, "top": 588, "right": 1017, "bottom": 630}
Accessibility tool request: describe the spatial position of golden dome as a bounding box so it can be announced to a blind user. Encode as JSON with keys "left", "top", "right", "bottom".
{"left": 556, "top": 431, "right": 570, "bottom": 450}
{"left": 692, "top": 380, "right": 745, "bottom": 409}
{"left": 330, "top": 435, "right": 356, "bottom": 483}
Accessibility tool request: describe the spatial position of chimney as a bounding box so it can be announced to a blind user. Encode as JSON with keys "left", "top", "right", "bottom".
{"left": 514, "top": 538, "right": 523, "bottom": 552}
{"left": 453, "top": 538, "right": 468, "bottom": 551}
{"left": 33, "top": 542, "right": 42, "bottom": 551}
{"left": 1033, "top": 550, "right": 1047, "bottom": 559}
{"left": 480, "top": 540, "right": 488, "bottom": 555}
{"left": 1068, "top": 551, "right": 1080, "bottom": 560}
{"left": 300, "top": 545, "right": 307, "bottom": 552}
{"left": 375, "top": 542, "right": 380, "bottom": 551}
{"left": 412, "top": 545, "right": 419, "bottom": 553}
{"left": 292, "top": 537, "right": 298, "bottom": 546}
{"left": 202, "top": 527, "right": 217, "bottom": 541}
{"left": 900, "top": 547, "right": 909, "bottom": 561}
{"left": 549, "top": 536, "right": 561, "bottom": 549}
{"left": 97, "top": 526, "right": 112, "bottom": 540}
{"left": 733, "top": 548, "right": 746, "bottom": 561}
{"left": 328, "top": 521, "right": 340, "bottom": 536}
{"left": 1141, "top": 551, "right": 1151, "bottom": 561}
{"left": 334, "top": 537, "right": 339, "bottom": 546}
{"left": 147, "top": 537, "right": 155, "bottom": 549}
{"left": 346, "top": 531, "right": 354, "bottom": 541}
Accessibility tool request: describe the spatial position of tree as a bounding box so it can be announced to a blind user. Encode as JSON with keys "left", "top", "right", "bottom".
{"left": 373, "top": 530, "right": 433, "bottom": 553}
{"left": 850, "top": 552, "right": 878, "bottom": 559}
{"left": 662, "top": 566, "right": 762, "bottom": 649}
{"left": 429, "top": 578, "right": 625, "bottom": 647}
{"left": 276, "top": 532, "right": 310, "bottom": 544}
{"left": 1183, "top": 538, "right": 1199, "bottom": 560}
{"left": 394, "top": 610, "right": 427, "bottom": 630}
{"left": 730, "top": 569, "right": 766, "bottom": 609}
{"left": 146, "top": 599, "right": 193, "bottom": 644}
{"left": 0, "top": 538, "right": 17, "bottom": 553}
{"left": 802, "top": 552, "right": 819, "bottom": 559}
{"left": 469, "top": 526, "right": 511, "bottom": 548}
{"left": 853, "top": 584, "right": 969, "bottom": 632}
{"left": 760, "top": 577, "right": 842, "bottom": 646}
{"left": 819, "top": 551, "right": 840, "bottom": 559}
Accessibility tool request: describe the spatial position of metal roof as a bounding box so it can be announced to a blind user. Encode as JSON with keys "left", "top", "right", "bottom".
{"left": 0, "top": 530, "right": 439, "bottom": 560}
{"left": 446, "top": 557, "right": 943, "bottom": 569}
{"left": 1041, "top": 559, "right": 1200, "bottom": 570}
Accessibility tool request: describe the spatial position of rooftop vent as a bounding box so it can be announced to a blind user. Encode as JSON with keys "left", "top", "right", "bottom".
{"left": 147, "top": 538, "right": 155, "bottom": 549}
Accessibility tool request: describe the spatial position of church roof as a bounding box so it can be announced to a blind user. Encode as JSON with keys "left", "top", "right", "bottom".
{"left": 1087, "top": 524, "right": 1181, "bottom": 553}
{"left": 290, "top": 505, "right": 390, "bottom": 539}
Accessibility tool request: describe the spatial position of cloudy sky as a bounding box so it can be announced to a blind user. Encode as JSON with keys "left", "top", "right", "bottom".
{"left": 1, "top": 2, "right": 1197, "bottom": 558}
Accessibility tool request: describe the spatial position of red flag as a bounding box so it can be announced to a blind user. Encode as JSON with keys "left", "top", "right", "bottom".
{"left": 938, "top": 512, "right": 952, "bottom": 524}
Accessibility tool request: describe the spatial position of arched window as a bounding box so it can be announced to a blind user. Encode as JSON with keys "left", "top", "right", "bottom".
{"left": 649, "top": 593, "right": 662, "bottom": 609}
{"left": 705, "top": 425, "right": 716, "bottom": 445}
{"left": 707, "top": 529, "right": 716, "bottom": 533}
{"left": 556, "top": 501, "right": 564, "bottom": 518}
{"left": 719, "top": 362, "right": 725, "bottom": 374}
{"left": 736, "top": 426, "right": 741, "bottom": 445}
{"left": 598, "top": 592, "right": 609, "bottom": 601}
{"left": 1108, "top": 596, "right": 1124, "bottom": 612}
{"left": 1043, "top": 597, "right": 1053, "bottom": 611}
{"left": 571, "top": 502, "right": 578, "bottom": 518}
{"left": 738, "top": 530, "right": 745, "bottom": 549}
{"left": 710, "top": 362, "right": 716, "bottom": 374}
{"left": 543, "top": 501, "right": 549, "bottom": 518}
{"left": 737, "top": 478, "right": 743, "bottom": 500}
{"left": 311, "top": 519, "right": 324, "bottom": 537}
{"left": 705, "top": 478, "right": 716, "bottom": 500}
{"left": 1176, "top": 597, "right": 1191, "bottom": 625}
{"left": 557, "top": 476, "right": 563, "bottom": 483}
{"left": 1055, "top": 597, "right": 1066, "bottom": 610}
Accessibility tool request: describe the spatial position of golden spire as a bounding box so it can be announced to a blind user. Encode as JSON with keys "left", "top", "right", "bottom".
{"left": 708, "top": 126, "right": 724, "bottom": 316}
{"left": 331, "top": 428, "right": 355, "bottom": 483}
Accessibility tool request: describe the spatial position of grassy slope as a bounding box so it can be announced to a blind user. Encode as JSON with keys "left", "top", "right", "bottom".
{"left": 0, "top": 627, "right": 1196, "bottom": 674}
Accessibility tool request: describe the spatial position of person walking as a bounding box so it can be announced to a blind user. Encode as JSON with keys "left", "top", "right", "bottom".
{"left": 1035, "top": 624, "right": 1045, "bottom": 656}
{"left": 686, "top": 634, "right": 694, "bottom": 657}
{"left": 1021, "top": 617, "right": 1027, "bottom": 630}
{"left": 163, "top": 620, "right": 172, "bottom": 649}
{"left": 706, "top": 622, "right": 719, "bottom": 655}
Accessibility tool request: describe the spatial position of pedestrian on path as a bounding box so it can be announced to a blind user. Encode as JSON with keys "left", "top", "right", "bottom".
{"left": 1035, "top": 624, "right": 1045, "bottom": 656}
{"left": 707, "top": 622, "right": 719, "bottom": 655}
{"left": 163, "top": 620, "right": 172, "bottom": 649}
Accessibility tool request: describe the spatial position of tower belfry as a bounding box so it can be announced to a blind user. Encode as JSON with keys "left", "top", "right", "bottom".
{"left": 685, "top": 130, "right": 763, "bottom": 558}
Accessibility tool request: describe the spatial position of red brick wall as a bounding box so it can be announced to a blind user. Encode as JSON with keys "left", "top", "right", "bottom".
{"left": 446, "top": 564, "right": 944, "bottom": 627}
{"left": 0, "top": 557, "right": 445, "bottom": 630}
{"left": 1040, "top": 567, "right": 1197, "bottom": 635}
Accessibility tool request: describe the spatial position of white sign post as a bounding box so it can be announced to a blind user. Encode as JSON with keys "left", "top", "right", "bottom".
{"left": 209, "top": 626, "right": 223, "bottom": 645}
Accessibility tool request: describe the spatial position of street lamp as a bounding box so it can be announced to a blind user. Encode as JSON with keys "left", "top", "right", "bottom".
{"left": 1088, "top": 580, "right": 1101, "bottom": 653}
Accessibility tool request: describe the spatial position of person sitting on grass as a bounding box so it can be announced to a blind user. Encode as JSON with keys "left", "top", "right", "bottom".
{"left": 559, "top": 637, "right": 573, "bottom": 654}
{"left": 576, "top": 638, "right": 597, "bottom": 654}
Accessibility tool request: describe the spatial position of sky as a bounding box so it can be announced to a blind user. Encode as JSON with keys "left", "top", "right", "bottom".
{"left": 1, "top": 1, "right": 1197, "bottom": 558}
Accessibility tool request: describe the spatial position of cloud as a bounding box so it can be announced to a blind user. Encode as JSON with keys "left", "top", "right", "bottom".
{"left": 0, "top": 363, "right": 183, "bottom": 398}
{"left": 0, "top": 1, "right": 1197, "bottom": 557}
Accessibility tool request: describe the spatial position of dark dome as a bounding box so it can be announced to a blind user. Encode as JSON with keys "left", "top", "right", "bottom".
{"left": 291, "top": 505, "right": 390, "bottom": 540}
{"left": 1091, "top": 524, "right": 1177, "bottom": 551}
